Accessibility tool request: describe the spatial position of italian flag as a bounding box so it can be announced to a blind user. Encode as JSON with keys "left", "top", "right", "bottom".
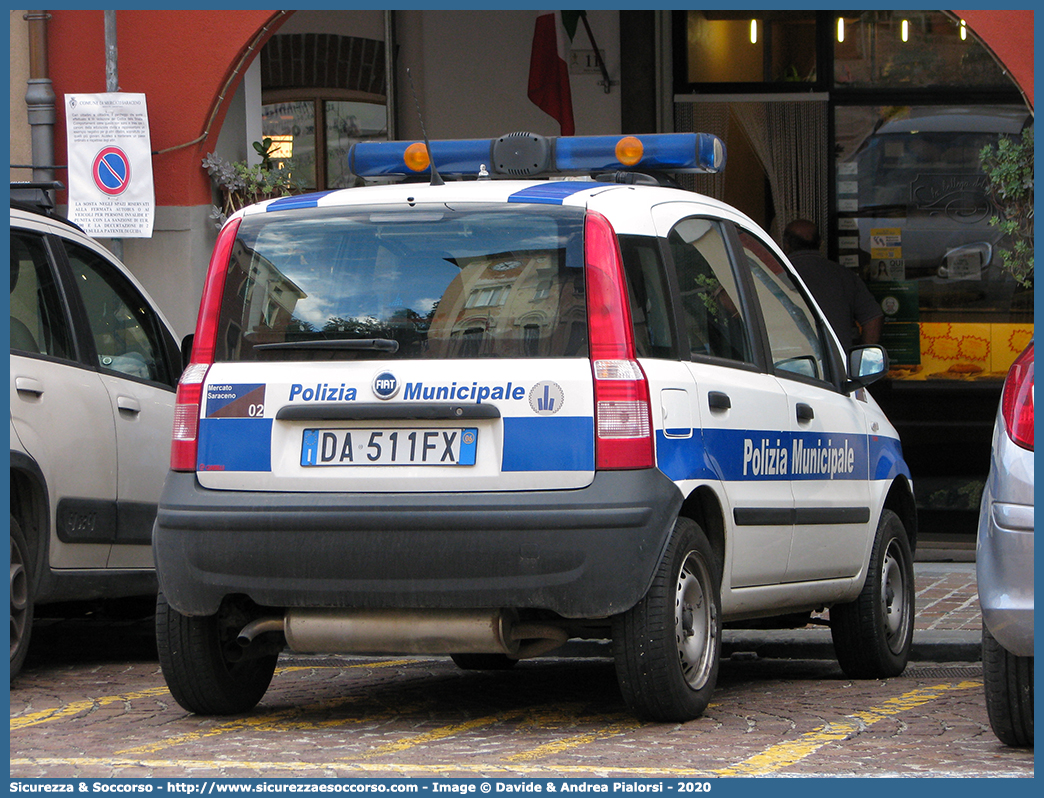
{"left": 527, "top": 11, "right": 583, "bottom": 136}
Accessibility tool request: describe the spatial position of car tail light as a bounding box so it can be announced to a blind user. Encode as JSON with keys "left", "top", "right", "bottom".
{"left": 170, "top": 218, "right": 241, "bottom": 471}
{"left": 1001, "top": 342, "right": 1033, "bottom": 451}
{"left": 585, "top": 211, "right": 654, "bottom": 470}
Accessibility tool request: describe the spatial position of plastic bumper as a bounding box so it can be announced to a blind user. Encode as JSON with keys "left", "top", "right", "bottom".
{"left": 977, "top": 497, "right": 1034, "bottom": 657}
{"left": 153, "top": 469, "right": 683, "bottom": 619}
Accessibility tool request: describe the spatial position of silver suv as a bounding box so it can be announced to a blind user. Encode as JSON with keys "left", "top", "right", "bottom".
{"left": 9, "top": 185, "right": 181, "bottom": 677}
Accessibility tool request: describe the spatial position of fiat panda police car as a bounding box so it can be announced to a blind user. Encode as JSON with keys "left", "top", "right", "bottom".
{"left": 153, "top": 132, "right": 917, "bottom": 722}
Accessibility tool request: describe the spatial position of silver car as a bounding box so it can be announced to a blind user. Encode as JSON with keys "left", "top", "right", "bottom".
{"left": 976, "top": 339, "right": 1034, "bottom": 747}
{"left": 10, "top": 186, "right": 180, "bottom": 678}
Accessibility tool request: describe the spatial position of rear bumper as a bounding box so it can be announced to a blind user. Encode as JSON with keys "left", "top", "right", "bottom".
{"left": 153, "top": 469, "right": 683, "bottom": 619}
{"left": 976, "top": 500, "right": 1034, "bottom": 657}
{"left": 976, "top": 437, "right": 1034, "bottom": 657}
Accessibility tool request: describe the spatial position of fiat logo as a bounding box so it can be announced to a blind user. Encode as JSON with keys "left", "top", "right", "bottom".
{"left": 372, "top": 371, "right": 399, "bottom": 400}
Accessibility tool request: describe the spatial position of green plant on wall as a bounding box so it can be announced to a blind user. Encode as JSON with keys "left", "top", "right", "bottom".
{"left": 980, "top": 125, "right": 1033, "bottom": 288}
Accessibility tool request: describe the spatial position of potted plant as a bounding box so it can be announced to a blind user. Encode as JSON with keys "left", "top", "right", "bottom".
{"left": 202, "top": 138, "right": 307, "bottom": 227}
{"left": 980, "top": 125, "right": 1034, "bottom": 287}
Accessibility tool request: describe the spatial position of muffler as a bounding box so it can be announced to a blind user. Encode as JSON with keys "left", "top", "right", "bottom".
{"left": 236, "top": 608, "right": 572, "bottom": 659}
{"left": 282, "top": 608, "right": 521, "bottom": 657}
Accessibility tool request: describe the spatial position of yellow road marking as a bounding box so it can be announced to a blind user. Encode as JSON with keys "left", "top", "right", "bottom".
{"left": 8, "top": 756, "right": 716, "bottom": 777}
{"left": 116, "top": 696, "right": 435, "bottom": 757}
{"left": 711, "top": 680, "right": 982, "bottom": 776}
{"left": 507, "top": 715, "right": 641, "bottom": 762}
{"left": 364, "top": 712, "right": 527, "bottom": 757}
{"left": 10, "top": 659, "right": 418, "bottom": 744}
{"left": 9, "top": 687, "right": 172, "bottom": 731}
{"left": 12, "top": 671, "right": 983, "bottom": 776}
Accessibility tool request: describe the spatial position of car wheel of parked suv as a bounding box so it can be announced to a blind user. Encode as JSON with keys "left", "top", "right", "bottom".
{"left": 156, "top": 594, "right": 279, "bottom": 715}
{"left": 982, "top": 622, "right": 1034, "bottom": 747}
{"left": 612, "top": 517, "right": 721, "bottom": 722}
{"left": 831, "top": 509, "right": 914, "bottom": 678}
{"left": 9, "top": 516, "right": 34, "bottom": 680}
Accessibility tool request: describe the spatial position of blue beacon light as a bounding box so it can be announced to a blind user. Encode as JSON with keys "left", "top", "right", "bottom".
{"left": 349, "top": 133, "right": 726, "bottom": 179}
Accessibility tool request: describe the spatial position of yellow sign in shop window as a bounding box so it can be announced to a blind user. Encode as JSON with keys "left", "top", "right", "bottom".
{"left": 890, "top": 322, "right": 1034, "bottom": 381}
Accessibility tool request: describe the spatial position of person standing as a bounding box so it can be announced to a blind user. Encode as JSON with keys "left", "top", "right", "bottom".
{"left": 782, "top": 219, "right": 883, "bottom": 350}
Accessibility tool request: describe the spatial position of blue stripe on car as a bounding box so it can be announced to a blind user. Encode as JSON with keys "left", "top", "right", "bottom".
{"left": 265, "top": 191, "right": 336, "bottom": 212}
{"left": 655, "top": 428, "right": 900, "bottom": 483}
{"left": 502, "top": 417, "right": 595, "bottom": 471}
{"left": 507, "top": 184, "right": 600, "bottom": 205}
{"left": 197, "top": 418, "right": 273, "bottom": 472}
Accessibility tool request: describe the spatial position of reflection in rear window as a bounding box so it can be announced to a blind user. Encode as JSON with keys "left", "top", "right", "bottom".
{"left": 216, "top": 205, "right": 588, "bottom": 361}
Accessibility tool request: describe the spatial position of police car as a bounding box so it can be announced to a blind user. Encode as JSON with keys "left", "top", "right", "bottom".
{"left": 153, "top": 132, "right": 917, "bottom": 722}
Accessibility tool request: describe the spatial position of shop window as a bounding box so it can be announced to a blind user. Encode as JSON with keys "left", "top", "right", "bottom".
{"left": 834, "top": 104, "right": 1033, "bottom": 382}
{"left": 262, "top": 96, "right": 387, "bottom": 190}
{"left": 260, "top": 33, "right": 388, "bottom": 190}
{"left": 834, "top": 12, "right": 1011, "bottom": 89}
{"left": 681, "top": 11, "right": 817, "bottom": 85}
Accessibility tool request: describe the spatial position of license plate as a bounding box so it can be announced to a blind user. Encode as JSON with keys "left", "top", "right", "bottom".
{"left": 301, "top": 428, "right": 478, "bottom": 467}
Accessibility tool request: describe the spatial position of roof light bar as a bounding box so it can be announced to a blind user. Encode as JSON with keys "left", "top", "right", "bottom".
{"left": 348, "top": 132, "right": 726, "bottom": 179}
{"left": 350, "top": 139, "right": 493, "bottom": 178}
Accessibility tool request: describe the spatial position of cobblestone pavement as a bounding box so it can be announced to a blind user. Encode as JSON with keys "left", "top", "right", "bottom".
{"left": 913, "top": 562, "right": 980, "bottom": 632}
{"left": 8, "top": 562, "right": 1032, "bottom": 780}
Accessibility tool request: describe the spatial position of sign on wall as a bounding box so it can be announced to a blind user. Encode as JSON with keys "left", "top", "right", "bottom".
{"left": 65, "top": 93, "right": 155, "bottom": 238}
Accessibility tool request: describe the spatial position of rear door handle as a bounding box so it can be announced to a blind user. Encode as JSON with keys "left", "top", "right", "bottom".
{"left": 796, "top": 403, "right": 815, "bottom": 422}
{"left": 117, "top": 395, "right": 141, "bottom": 415}
{"left": 15, "top": 376, "right": 44, "bottom": 397}
{"left": 708, "top": 391, "right": 731, "bottom": 411}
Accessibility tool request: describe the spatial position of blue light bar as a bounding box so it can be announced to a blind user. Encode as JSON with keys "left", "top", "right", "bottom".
{"left": 554, "top": 133, "right": 725, "bottom": 174}
{"left": 348, "top": 132, "right": 726, "bottom": 179}
{"left": 349, "top": 139, "right": 493, "bottom": 177}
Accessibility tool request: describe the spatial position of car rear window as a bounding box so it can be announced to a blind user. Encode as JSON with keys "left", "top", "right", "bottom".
{"left": 215, "top": 204, "right": 588, "bottom": 362}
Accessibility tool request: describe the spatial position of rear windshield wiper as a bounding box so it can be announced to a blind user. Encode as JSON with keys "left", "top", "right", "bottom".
{"left": 255, "top": 338, "right": 400, "bottom": 353}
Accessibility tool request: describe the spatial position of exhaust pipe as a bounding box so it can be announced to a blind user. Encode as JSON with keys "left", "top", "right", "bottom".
{"left": 236, "top": 609, "right": 571, "bottom": 659}
{"left": 237, "top": 617, "right": 285, "bottom": 646}
{"left": 284, "top": 608, "right": 520, "bottom": 656}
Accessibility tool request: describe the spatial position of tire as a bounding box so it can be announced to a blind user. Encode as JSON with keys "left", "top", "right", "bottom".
{"left": 450, "top": 653, "right": 518, "bottom": 670}
{"left": 10, "top": 516, "right": 34, "bottom": 680}
{"left": 156, "top": 593, "right": 278, "bottom": 715}
{"left": 831, "top": 509, "right": 914, "bottom": 678}
{"left": 982, "top": 622, "right": 1034, "bottom": 747}
{"left": 612, "top": 517, "right": 721, "bottom": 722}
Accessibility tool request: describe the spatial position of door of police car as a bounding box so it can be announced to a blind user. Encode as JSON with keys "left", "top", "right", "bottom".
{"left": 737, "top": 228, "right": 873, "bottom": 582}
{"left": 652, "top": 205, "right": 795, "bottom": 588}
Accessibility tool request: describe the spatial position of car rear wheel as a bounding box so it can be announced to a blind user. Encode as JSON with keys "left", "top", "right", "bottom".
{"left": 982, "top": 622, "right": 1034, "bottom": 747}
{"left": 831, "top": 509, "right": 914, "bottom": 678}
{"left": 10, "top": 516, "right": 34, "bottom": 680}
{"left": 156, "top": 594, "right": 278, "bottom": 715}
{"left": 612, "top": 517, "right": 721, "bottom": 722}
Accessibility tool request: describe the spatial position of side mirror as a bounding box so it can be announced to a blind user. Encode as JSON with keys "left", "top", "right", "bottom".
{"left": 846, "top": 345, "right": 888, "bottom": 392}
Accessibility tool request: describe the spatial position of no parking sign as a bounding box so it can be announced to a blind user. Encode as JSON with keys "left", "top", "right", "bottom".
{"left": 92, "top": 146, "right": 132, "bottom": 195}
{"left": 66, "top": 93, "right": 154, "bottom": 237}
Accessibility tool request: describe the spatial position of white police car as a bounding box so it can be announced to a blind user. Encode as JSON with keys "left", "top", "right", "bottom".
{"left": 153, "top": 132, "right": 917, "bottom": 722}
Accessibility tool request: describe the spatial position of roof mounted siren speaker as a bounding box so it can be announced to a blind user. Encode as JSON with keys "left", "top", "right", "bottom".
{"left": 493, "top": 133, "right": 553, "bottom": 177}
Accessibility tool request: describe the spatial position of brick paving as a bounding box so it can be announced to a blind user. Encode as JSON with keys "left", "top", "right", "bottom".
{"left": 913, "top": 562, "right": 980, "bottom": 632}
{"left": 11, "top": 560, "right": 1029, "bottom": 779}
